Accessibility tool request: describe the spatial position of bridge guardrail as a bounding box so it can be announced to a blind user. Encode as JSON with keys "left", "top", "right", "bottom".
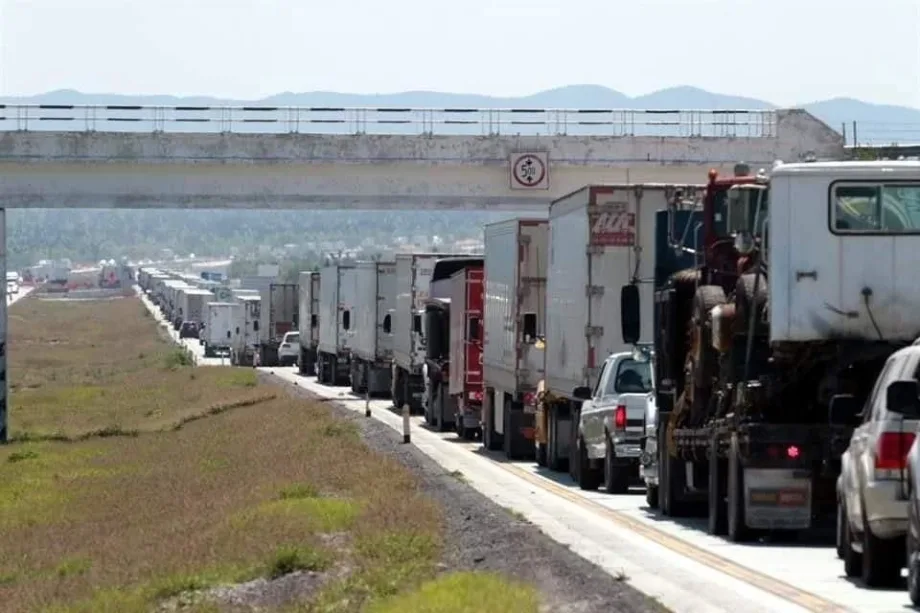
{"left": 0, "top": 104, "right": 779, "bottom": 138}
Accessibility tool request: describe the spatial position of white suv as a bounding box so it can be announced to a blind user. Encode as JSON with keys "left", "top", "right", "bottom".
{"left": 278, "top": 332, "right": 300, "bottom": 367}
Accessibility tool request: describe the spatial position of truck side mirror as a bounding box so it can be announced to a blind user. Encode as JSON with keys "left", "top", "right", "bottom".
{"left": 828, "top": 393, "right": 860, "bottom": 426}
{"left": 621, "top": 284, "right": 640, "bottom": 345}
{"left": 887, "top": 380, "right": 920, "bottom": 418}
{"left": 573, "top": 386, "right": 592, "bottom": 400}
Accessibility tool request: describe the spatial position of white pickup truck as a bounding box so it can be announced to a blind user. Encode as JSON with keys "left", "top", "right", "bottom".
{"left": 573, "top": 348, "right": 654, "bottom": 494}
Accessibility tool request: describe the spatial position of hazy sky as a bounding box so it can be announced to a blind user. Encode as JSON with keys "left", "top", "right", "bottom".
{"left": 1, "top": 0, "right": 918, "bottom": 107}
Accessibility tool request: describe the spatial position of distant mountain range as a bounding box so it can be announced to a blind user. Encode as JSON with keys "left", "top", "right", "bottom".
{"left": 2, "top": 85, "right": 920, "bottom": 145}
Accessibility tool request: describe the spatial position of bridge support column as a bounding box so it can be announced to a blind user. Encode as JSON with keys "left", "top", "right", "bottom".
{"left": 0, "top": 207, "right": 7, "bottom": 443}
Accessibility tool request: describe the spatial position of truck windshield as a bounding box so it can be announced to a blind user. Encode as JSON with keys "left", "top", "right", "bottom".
{"left": 606, "top": 359, "right": 653, "bottom": 395}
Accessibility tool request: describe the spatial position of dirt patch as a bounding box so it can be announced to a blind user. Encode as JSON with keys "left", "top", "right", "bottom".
{"left": 277, "top": 376, "right": 669, "bottom": 613}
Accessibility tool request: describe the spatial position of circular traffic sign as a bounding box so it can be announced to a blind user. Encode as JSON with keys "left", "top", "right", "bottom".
{"left": 511, "top": 154, "right": 546, "bottom": 187}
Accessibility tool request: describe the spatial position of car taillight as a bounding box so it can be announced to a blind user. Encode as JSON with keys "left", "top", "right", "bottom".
{"left": 614, "top": 405, "right": 627, "bottom": 430}
{"left": 875, "top": 432, "right": 916, "bottom": 471}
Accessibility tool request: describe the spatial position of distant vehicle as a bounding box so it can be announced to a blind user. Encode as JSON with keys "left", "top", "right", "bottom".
{"left": 179, "top": 321, "right": 200, "bottom": 339}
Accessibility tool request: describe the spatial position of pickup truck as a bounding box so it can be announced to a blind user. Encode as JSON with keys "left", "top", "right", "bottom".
{"left": 573, "top": 348, "right": 654, "bottom": 494}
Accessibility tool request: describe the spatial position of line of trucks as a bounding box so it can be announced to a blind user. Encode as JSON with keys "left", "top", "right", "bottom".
{"left": 136, "top": 268, "right": 299, "bottom": 366}
{"left": 286, "top": 159, "right": 920, "bottom": 562}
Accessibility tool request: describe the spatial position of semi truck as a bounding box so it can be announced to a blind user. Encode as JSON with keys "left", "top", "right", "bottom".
{"left": 537, "top": 183, "right": 703, "bottom": 476}
{"left": 177, "top": 288, "right": 213, "bottom": 328}
{"left": 617, "top": 161, "right": 915, "bottom": 542}
{"left": 229, "top": 295, "right": 262, "bottom": 367}
{"left": 202, "top": 302, "right": 238, "bottom": 357}
{"left": 257, "top": 283, "right": 298, "bottom": 367}
{"left": 392, "top": 252, "right": 471, "bottom": 413}
{"left": 422, "top": 257, "right": 484, "bottom": 431}
{"left": 350, "top": 261, "right": 397, "bottom": 396}
{"left": 448, "top": 263, "right": 485, "bottom": 440}
{"left": 317, "top": 264, "right": 357, "bottom": 385}
{"left": 297, "top": 271, "right": 321, "bottom": 376}
{"left": 482, "top": 218, "right": 548, "bottom": 459}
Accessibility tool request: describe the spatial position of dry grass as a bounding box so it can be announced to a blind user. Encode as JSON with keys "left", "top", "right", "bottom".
{"left": 0, "top": 294, "right": 538, "bottom": 613}
{"left": 9, "top": 296, "right": 265, "bottom": 439}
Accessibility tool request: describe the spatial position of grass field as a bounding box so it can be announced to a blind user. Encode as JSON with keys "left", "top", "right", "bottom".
{"left": 1, "top": 293, "right": 540, "bottom": 612}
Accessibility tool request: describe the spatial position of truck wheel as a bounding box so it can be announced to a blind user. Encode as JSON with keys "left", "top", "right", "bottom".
{"left": 645, "top": 483, "right": 659, "bottom": 508}
{"left": 727, "top": 452, "right": 751, "bottom": 542}
{"left": 861, "top": 506, "right": 903, "bottom": 587}
{"left": 536, "top": 442, "right": 547, "bottom": 467}
{"left": 841, "top": 500, "right": 861, "bottom": 577}
{"left": 437, "top": 385, "right": 452, "bottom": 433}
{"left": 577, "top": 437, "right": 601, "bottom": 490}
{"left": 483, "top": 390, "right": 502, "bottom": 451}
{"left": 707, "top": 437, "right": 727, "bottom": 536}
{"left": 547, "top": 410, "right": 563, "bottom": 472}
{"left": 603, "top": 436, "right": 629, "bottom": 494}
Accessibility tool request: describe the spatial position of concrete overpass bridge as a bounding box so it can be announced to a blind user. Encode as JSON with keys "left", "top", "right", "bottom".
{"left": 0, "top": 104, "right": 844, "bottom": 210}
{"left": 0, "top": 102, "right": 845, "bottom": 441}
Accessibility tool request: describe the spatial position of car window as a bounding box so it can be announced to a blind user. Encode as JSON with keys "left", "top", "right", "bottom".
{"left": 866, "top": 356, "right": 898, "bottom": 422}
{"left": 606, "top": 358, "right": 653, "bottom": 395}
{"left": 591, "top": 360, "right": 609, "bottom": 397}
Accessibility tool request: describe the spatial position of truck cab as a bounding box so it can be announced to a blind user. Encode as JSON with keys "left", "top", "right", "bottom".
{"left": 575, "top": 347, "right": 654, "bottom": 493}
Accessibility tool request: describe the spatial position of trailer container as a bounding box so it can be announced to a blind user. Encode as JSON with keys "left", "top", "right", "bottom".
{"left": 350, "top": 261, "right": 397, "bottom": 396}
{"left": 317, "top": 264, "right": 357, "bottom": 385}
{"left": 258, "top": 283, "right": 298, "bottom": 366}
{"left": 230, "top": 295, "right": 262, "bottom": 366}
{"left": 297, "top": 271, "right": 321, "bottom": 376}
{"left": 203, "top": 302, "right": 238, "bottom": 357}
{"left": 538, "top": 183, "right": 703, "bottom": 475}
{"left": 448, "top": 264, "right": 484, "bottom": 440}
{"left": 482, "top": 218, "right": 548, "bottom": 459}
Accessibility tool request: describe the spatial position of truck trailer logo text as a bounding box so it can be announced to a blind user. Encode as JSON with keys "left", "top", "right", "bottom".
{"left": 589, "top": 211, "right": 635, "bottom": 246}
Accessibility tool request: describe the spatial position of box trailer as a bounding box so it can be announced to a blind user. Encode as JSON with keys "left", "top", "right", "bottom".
{"left": 448, "top": 264, "right": 485, "bottom": 440}
{"left": 297, "top": 271, "right": 321, "bottom": 376}
{"left": 482, "top": 218, "right": 548, "bottom": 460}
{"left": 317, "top": 264, "right": 357, "bottom": 385}
{"left": 203, "top": 302, "right": 238, "bottom": 357}
{"left": 350, "top": 261, "right": 397, "bottom": 396}
{"left": 230, "top": 295, "right": 262, "bottom": 366}
{"left": 538, "top": 183, "right": 703, "bottom": 474}
{"left": 258, "top": 283, "right": 298, "bottom": 366}
{"left": 391, "top": 252, "right": 473, "bottom": 413}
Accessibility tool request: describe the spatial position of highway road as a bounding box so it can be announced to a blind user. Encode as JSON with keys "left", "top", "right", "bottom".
{"left": 134, "top": 293, "right": 906, "bottom": 613}
{"left": 259, "top": 367, "right": 907, "bottom": 613}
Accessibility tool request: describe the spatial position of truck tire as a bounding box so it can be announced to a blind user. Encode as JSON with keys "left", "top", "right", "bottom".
{"left": 483, "top": 390, "right": 503, "bottom": 451}
{"left": 603, "top": 436, "right": 630, "bottom": 494}
{"left": 437, "top": 384, "right": 452, "bottom": 433}
{"left": 727, "top": 449, "right": 752, "bottom": 542}
{"left": 577, "top": 437, "right": 602, "bottom": 490}
{"left": 691, "top": 285, "right": 727, "bottom": 383}
{"left": 707, "top": 434, "right": 728, "bottom": 536}
{"left": 299, "top": 347, "right": 309, "bottom": 375}
{"left": 734, "top": 273, "right": 768, "bottom": 336}
{"left": 547, "top": 408, "right": 564, "bottom": 472}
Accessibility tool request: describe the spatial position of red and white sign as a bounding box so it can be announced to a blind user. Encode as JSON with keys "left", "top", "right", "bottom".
{"left": 589, "top": 210, "right": 635, "bottom": 246}
{"left": 510, "top": 152, "right": 549, "bottom": 190}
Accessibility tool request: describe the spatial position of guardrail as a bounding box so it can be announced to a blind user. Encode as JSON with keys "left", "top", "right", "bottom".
{"left": 0, "top": 104, "right": 779, "bottom": 138}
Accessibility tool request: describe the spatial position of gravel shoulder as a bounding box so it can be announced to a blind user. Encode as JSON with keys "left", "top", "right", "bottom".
{"left": 277, "top": 376, "right": 670, "bottom": 613}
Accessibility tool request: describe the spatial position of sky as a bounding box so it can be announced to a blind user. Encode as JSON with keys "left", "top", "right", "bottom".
{"left": 0, "top": 0, "right": 918, "bottom": 108}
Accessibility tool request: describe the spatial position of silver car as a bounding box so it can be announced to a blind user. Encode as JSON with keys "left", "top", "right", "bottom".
{"left": 838, "top": 345, "right": 920, "bottom": 587}
{"left": 574, "top": 349, "right": 653, "bottom": 494}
